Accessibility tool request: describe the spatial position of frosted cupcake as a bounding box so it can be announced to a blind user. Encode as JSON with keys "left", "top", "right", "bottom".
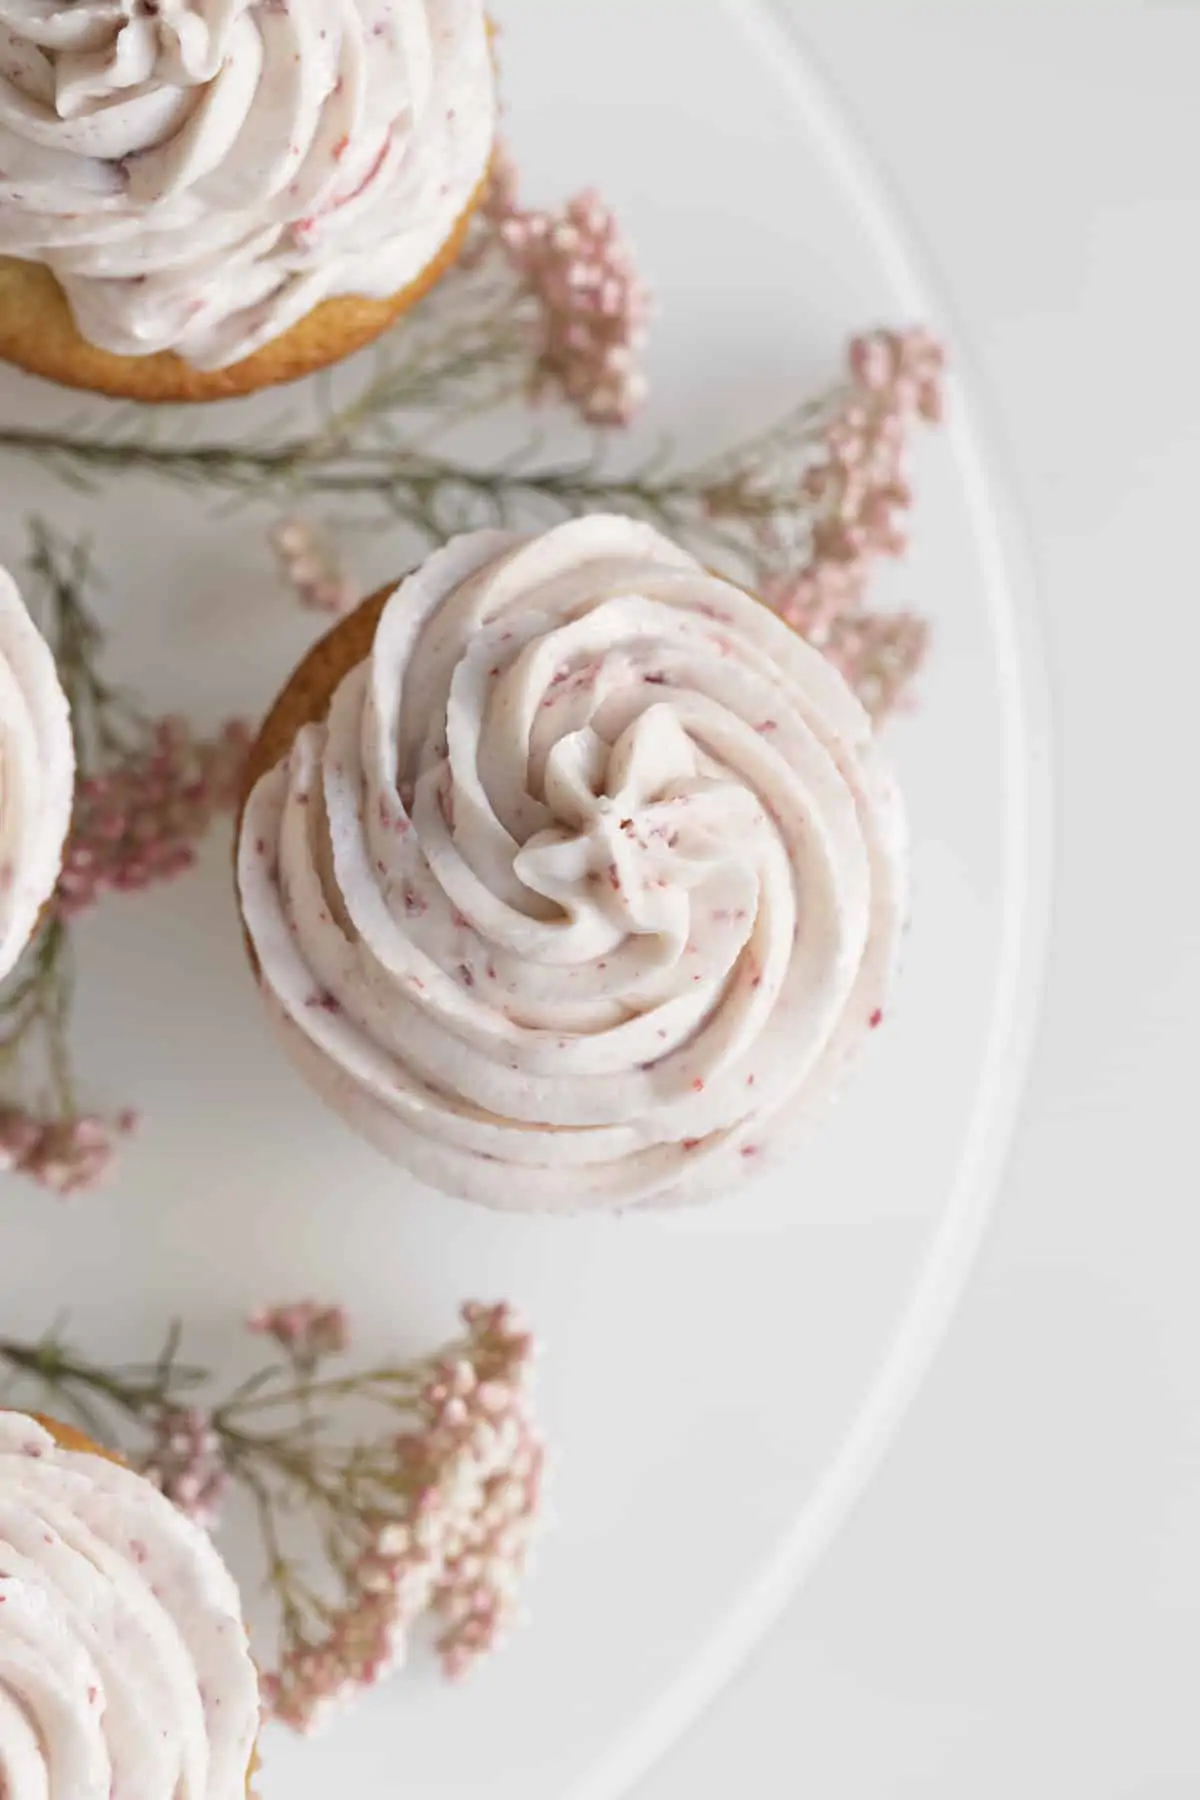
{"left": 0, "top": 0, "right": 495, "bottom": 402}
{"left": 238, "top": 517, "right": 907, "bottom": 1212}
{"left": 0, "top": 1410, "right": 260, "bottom": 1798}
{"left": 0, "top": 567, "right": 74, "bottom": 979}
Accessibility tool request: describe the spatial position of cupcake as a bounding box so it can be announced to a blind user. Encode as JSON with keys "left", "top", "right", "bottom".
{"left": 0, "top": 0, "right": 495, "bottom": 402}
{"left": 237, "top": 517, "right": 906, "bottom": 1212}
{"left": 0, "top": 1410, "right": 260, "bottom": 1797}
{"left": 0, "top": 566, "right": 74, "bottom": 979}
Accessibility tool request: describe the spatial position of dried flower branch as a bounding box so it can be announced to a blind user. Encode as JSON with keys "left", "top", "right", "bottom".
{"left": 274, "top": 327, "right": 940, "bottom": 715}
{"left": 0, "top": 908, "right": 134, "bottom": 1194}
{"left": 2, "top": 323, "right": 941, "bottom": 718}
{"left": 0, "top": 523, "right": 249, "bottom": 1194}
{"left": 485, "top": 147, "right": 650, "bottom": 426}
{"left": 0, "top": 1298, "right": 545, "bottom": 1733}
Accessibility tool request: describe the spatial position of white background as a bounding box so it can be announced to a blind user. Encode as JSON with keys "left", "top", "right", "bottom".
{"left": 642, "top": 6, "right": 1200, "bottom": 1796}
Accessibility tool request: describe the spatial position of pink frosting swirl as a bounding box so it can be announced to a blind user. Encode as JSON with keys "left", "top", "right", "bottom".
{"left": 239, "top": 519, "right": 907, "bottom": 1211}
{"left": 0, "top": 0, "right": 494, "bottom": 367}
{"left": 0, "top": 1412, "right": 258, "bottom": 1800}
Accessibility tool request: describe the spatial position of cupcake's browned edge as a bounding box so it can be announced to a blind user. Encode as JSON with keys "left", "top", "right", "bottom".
{"left": 236, "top": 582, "right": 395, "bottom": 977}
{"left": 0, "top": 163, "right": 488, "bottom": 404}
{"left": 27, "top": 1411, "right": 119, "bottom": 1463}
{"left": 20, "top": 1412, "right": 262, "bottom": 1793}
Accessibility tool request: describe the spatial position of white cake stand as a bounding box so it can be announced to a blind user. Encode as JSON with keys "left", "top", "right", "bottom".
{"left": 0, "top": 1, "right": 1051, "bottom": 1794}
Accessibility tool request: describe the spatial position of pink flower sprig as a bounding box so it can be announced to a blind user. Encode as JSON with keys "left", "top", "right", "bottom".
{"left": 763, "top": 572, "right": 930, "bottom": 720}
{"left": 248, "top": 1299, "right": 350, "bottom": 1371}
{"left": 140, "top": 1405, "right": 231, "bottom": 1531}
{"left": 0, "top": 1300, "right": 546, "bottom": 1735}
{"left": 58, "top": 717, "right": 249, "bottom": 916}
{"left": 485, "top": 147, "right": 650, "bottom": 428}
{"left": 270, "top": 518, "right": 358, "bottom": 616}
{"left": 0, "top": 897, "right": 137, "bottom": 1195}
{"left": 257, "top": 327, "right": 943, "bottom": 721}
{"left": 0, "top": 524, "right": 250, "bottom": 1195}
{"left": 23, "top": 523, "right": 250, "bottom": 918}
{"left": 683, "top": 326, "right": 944, "bottom": 714}
{"left": 258, "top": 1300, "right": 542, "bottom": 1730}
{"left": 0, "top": 1100, "right": 136, "bottom": 1195}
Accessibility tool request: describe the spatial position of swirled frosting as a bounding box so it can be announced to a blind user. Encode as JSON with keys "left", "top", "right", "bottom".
{"left": 0, "top": 1412, "right": 258, "bottom": 1800}
{"left": 0, "top": 568, "right": 73, "bottom": 980}
{"left": 0, "top": 0, "right": 494, "bottom": 368}
{"left": 239, "top": 518, "right": 907, "bottom": 1211}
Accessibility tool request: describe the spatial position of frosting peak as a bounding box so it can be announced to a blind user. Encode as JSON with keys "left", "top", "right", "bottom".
{"left": 0, "top": 1412, "right": 259, "bottom": 1800}
{"left": 0, "top": 567, "right": 74, "bottom": 980}
{"left": 0, "top": 0, "right": 495, "bottom": 368}
{"left": 239, "top": 518, "right": 907, "bottom": 1211}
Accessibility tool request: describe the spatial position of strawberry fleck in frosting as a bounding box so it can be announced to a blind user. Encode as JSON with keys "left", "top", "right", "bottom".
{"left": 0, "top": 567, "right": 73, "bottom": 979}
{"left": 0, "top": 1411, "right": 259, "bottom": 1800}
{"left": 239, "top": 518, "right": 907, "bottom": 1211}
{"left": 0, "top": 0, "right": 495, "bottom": 368}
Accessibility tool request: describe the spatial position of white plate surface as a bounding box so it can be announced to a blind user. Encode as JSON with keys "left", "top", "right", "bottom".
{"left": 0, "top": 1, "right": 1051, "bottom": 1795}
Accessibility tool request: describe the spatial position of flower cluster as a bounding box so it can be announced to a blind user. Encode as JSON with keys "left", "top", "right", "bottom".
{"left": 487, "top": 150, "right": 650, "bottom": 427}
{"left": 140, "top": 1406, "right": 231, "bottom": 1530}
{"left": 263, "top": 1301, "right": 543, "bottom": 1731}
{"left": 765, "top": 569, "right": 930, "bottom": 720}
{"left": 58, "top": 718, "right": 250, "bottom": 917}
{"left": 270, "top": 518, "right": 358, "bottom": 616}
{"left": 785, "top": 326, "right": 944, "bottom": 612}
{"left": 851, "top": 325, "right": 944, "bottom": 423}
{"left": 747, "top": 328, "right": 942, "bottom": 717}
{"left": 0, "top": 1299, "right": 546, "bottom": 1736}
{"left": 649, "top": 324, "right": 944, "bottom": 717}
{"left": 699, "top": 327, "right": 944, "bottom": 572}
{"left": 0, "top": 527, "right": 250, "bottom": 1197}
{"left": 0, "top": 303, "right": 942, "bottom": 727}
{"left": 0, "top": 1104, "right": 134, "bottom": 1196}
{"left": 248, "top": 1299, "right": 350, "bottom": 1369}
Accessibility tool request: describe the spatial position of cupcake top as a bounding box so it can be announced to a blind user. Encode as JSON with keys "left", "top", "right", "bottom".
{"left": 0, "top": 0, "right": 494, "bottom": 369}
{"left": 0, "top": 1412, "right": 259, "bottom": 1800}
{"left": 240, "top": 518, "right": 907, "bottom": 1211}
{"left": 0, "top": 567, "right": 74, "bottom": 979}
